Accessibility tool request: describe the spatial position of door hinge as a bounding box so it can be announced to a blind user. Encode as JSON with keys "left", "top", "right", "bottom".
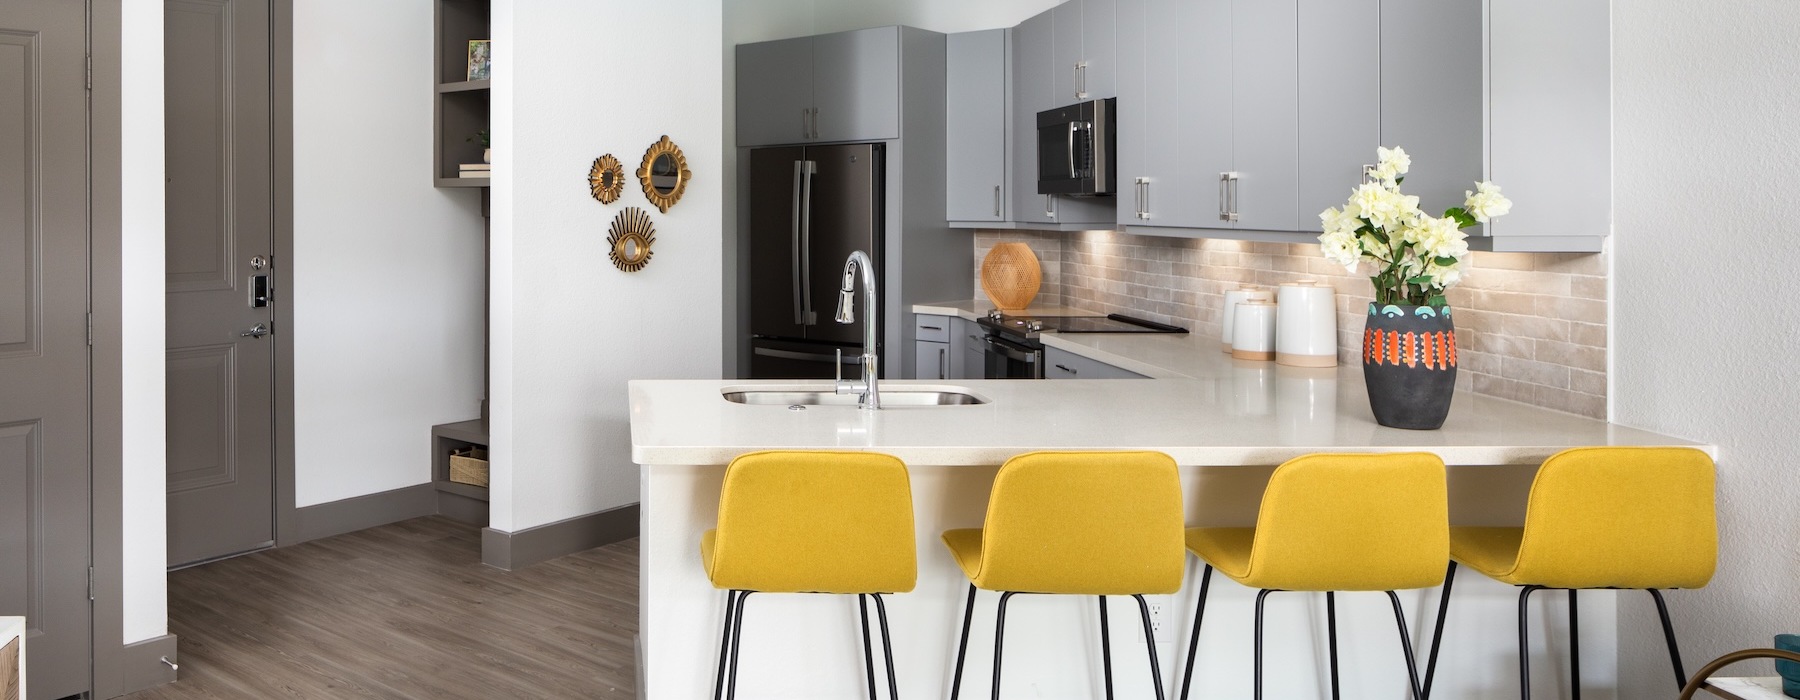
{"left": 88, "top": 566, "right": 95, "bottom": 600}
{"left": 85, "top": 54, "right": 92, "bottom": 91}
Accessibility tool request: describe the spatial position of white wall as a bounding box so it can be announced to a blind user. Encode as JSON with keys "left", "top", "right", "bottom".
{"left": 291, "top": 0, "right": 487, "bottom": 507}
{"left": 1611, "top": 0, "right": 1800, "bottom": 694}
{"left": 488, "top": 0, "right": 724, "bottom": 532}
{"left": 119, "top": 0, "right": 167, "bottom": 645}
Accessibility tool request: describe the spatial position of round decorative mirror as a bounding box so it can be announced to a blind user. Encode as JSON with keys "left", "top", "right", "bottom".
{"left": 607, "top": 207, "right": 657, "bottom": 272}
{"left": 637, "top": 135, "right": 691, "bottom": 213}
{"left": 588, "top": 154, "right": 624, "bottom": 204}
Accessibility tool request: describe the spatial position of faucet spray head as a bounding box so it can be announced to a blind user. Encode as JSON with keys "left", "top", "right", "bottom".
{"left": 835, "top": 289, "right": 856, "bottom": 324}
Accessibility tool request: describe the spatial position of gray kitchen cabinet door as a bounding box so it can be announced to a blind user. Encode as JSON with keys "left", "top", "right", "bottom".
{"left": 737, "top": 36, "right": 814, "bottom": 147}
{"left": 1081, "top": 0, "right": 1117, "bottom": 100}
{"left": 1298, "top": 0, "right": 1380, "bottom": 231}
{"left": 1045, "top": 346, "right": 1149, "bottom": 379}
{"left": 946, "top": 29, "right": 1008, "bottom": 223}
{"left": 949, "top": 318, "right": 974, "bottom": 379}
{"left": 813, "top": 27, "right": 900, "bottom": 143}
{"left": 1172, "top": 0, "right": 1234, "bottom": 229}
{"left": 960, "top": 322, "right": 986, "bottom": 380}
{"left": 1114, "top": 0, "right": 1147, "bottom": 227}
{"left": 1012, "top": 9, "right": 1056, "bottom": 225}
{"left": 1486, "top": 0, "right": 1608, "bottom": 251}
{"left": 915, "top": 340, "right": 950, "bottom": 380}
{"left": 1230, "top": 0, "right": 1300, "bottom": 232}
{"left": 1380, "top": 0, "right": 1482, "bottom": 224}
{"left": 1052, "top": 0, "right": 1084, "bottom": 102}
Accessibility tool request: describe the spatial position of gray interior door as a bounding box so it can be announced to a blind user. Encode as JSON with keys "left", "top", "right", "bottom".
{"left": 164, "top": 0, "right": 275, "bottom": 568}
{"left": 0, "top": 2, "right": 93, "bottom": 698}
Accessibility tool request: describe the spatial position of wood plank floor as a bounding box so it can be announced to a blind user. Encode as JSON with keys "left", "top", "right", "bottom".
{"left": 122, "top": 517, "right": 638, "bottom": 699}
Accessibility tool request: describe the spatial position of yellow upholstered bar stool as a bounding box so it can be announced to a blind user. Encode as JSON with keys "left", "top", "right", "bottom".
{"left": 1177, "top": 452, "right": 1449, "bottom": 700}
{"left": 1419, "top": 446, "right": 1717, "bottom": 700}
{"left": 703, "top": 450, "right": 917, "bottom": 700}
{"left": 943, "top": 451, "right": 1185, "bottom": 700}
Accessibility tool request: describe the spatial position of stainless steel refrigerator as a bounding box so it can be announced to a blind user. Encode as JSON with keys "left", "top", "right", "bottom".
{"left": 747, "top": 143, "right": 884, "bottom": 378}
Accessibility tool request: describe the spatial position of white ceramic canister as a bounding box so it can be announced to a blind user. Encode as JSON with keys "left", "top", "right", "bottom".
{"left": 1230, "top": 299, "right": 1278, "bottom": 361}
{"left": 1220, "top": 286, "right": 1274, "bottom": 353}
{"left": 1275, "top": 280, "right": 1338, "bottom": 367}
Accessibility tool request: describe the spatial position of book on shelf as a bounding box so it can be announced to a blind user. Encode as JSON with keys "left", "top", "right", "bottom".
{"left": 458, "top": 170, "right": 491, "bottom": 179}
{"left": 460, "top": 163, "right": 491, "bottom": 171}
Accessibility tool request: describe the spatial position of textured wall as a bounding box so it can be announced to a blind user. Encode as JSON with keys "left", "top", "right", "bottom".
{"left": 1611, "top": 0, "right": 1800, "bottom": 692}
{"left": 976, "top": 230, "right": 1609, "bottom": 418}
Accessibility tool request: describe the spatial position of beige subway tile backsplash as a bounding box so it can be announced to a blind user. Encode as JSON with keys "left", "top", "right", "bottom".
{"left": 974, "top": 229, "right": 1610, "bottom": 419}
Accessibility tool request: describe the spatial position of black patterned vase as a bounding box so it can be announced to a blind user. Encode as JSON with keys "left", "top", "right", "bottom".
{"left": 1361, "top": 303, "right": 1457, "bottom": 430}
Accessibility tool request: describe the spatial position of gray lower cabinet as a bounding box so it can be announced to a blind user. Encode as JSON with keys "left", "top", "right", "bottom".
{"left": 1045, "top": 346, "right": 1147, "bottom": 379}
{"left": 736, "top": 27, "right": 900, "bottom": 147}
{"left": 946, "top": 30, "right": 1009, "bottom": 224}
{"left": 954, "top": 317, "right": 983, "bottom": 380}
{"left": 916, "top": 340, "right": 951, "bottom": 380}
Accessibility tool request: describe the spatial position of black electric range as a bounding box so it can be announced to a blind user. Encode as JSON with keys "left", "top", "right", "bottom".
{"left": 977, "top": 311, "right": 1187, "bottom": 378}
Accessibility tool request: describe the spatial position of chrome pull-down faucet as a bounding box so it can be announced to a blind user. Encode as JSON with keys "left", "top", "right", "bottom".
{"left": 833, "top": 250, "right": 880, "bottom": 410}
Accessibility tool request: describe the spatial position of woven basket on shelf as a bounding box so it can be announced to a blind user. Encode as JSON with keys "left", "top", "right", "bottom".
{"left": 449, "top": 447, "right": 489, "bottom": 488}
{"left": 980, "top": 242, "right": 1042, "bottom": 311}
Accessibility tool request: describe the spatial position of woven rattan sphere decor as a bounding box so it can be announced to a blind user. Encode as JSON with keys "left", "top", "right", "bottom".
{"left": 980, "top": 242, "right": 1042, "bottom": 311}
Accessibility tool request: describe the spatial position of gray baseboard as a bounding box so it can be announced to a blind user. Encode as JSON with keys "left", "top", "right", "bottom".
{"left": 481, "top": 503, "right": 639, "bottom": 571}
{"left": 436, "top": 489, "right": 489, "bottom": 525}
{"left": 114, "top": 634, "right": 178, "bottom": 697}
{"left": 291, "top": 484, "right": 438, "bottom": 544}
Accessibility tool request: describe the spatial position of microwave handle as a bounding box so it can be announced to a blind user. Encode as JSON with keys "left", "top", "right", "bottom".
{"left": 1067, "top": 122, "right": 1080, "bottom": 179}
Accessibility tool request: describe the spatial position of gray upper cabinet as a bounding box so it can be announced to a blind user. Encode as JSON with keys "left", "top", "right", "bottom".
{"left": 1485, "top": 0, "right": 1609, "bottom": 252}
{"left": 736, "top": 27, "right": 900, "bottom": 147}
{"left": 1297, "top": 0, "right": 1380, "bottom": 232}
{"left": 946, "top": 30, "right": 1009, "bottom": 224}
{"left": 1227, "top": 0, "right": 1300, "bottom": 232}
{"left": 1380, "top": 0, "right": 1482, "bottom": 232}
{"left": 1011, "top": 10, "right": 1057, "bottom": 225}
{"left": 1050, "top": 0, "right": 1117, "bottom": 102}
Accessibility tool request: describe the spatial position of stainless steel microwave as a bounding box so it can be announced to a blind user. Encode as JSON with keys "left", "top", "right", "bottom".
{"left": 1037, "top": 98, "right": 1116, "bottom": 197}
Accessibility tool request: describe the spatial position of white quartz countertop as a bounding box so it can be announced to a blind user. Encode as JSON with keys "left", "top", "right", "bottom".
{"left": 910, "top": 298, "right": 1097, "bottom": 320}
{"left": 629, "top": 372, "right": 1711, "bottom": 466}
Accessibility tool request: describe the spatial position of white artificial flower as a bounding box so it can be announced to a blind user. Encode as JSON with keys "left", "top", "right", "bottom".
{"left": 1317, "top": 229, "right": 1363, "bottom": 273}
{"left": 1464, "top": 181, "right": 1514, "bottom": 223}
{"left": 1318, "top": 206, "right": 1362, "bottom": 237}
{"left": 1425, "top": 262, "right": 1464, "bottom": 289}
{"left": 1349, "top": 182, "right": 1410, "bottom": 231}
{"left": 1412, "top": 215, "right": 1470, "bottom": 261}
{"left": 1371, "top": 146, "right": 1412, "bottom": 184}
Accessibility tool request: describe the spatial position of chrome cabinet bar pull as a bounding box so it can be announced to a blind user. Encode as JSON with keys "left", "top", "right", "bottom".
{"left": 939, "top": 347, "right": 948, "bottom": 380}
{"left": 1045, "top": 194, "right": 1056, "bottom": 219}
{"left": 1219, "top": 173, "right": 1230, "bottom": 222}
{"left": 1226, "top": 171, "right": 1241, "bottom": 222}
{"left": 994, "top": 185, "right": 1002, "bottom": 217}
{"left": 1076, "top": 61, "right": 1088, "bottom": 99}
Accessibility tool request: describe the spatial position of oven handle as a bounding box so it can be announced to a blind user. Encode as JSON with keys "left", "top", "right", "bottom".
{"left": 983, "top": 336, "right": 1040, "bottom": 364}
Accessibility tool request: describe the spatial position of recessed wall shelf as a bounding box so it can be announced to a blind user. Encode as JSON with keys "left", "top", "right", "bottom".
{"left": 438, "top": 79, "right": 491, "bottom": 93}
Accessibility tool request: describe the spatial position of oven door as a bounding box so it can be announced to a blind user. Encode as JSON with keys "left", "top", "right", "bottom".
{"left": 983, "top": 334, "right": 1043, "bottom": 379}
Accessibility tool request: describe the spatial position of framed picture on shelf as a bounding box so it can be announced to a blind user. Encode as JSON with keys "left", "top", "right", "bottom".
{"left": 467, "top": 40, "right": 491, "bottom": 81}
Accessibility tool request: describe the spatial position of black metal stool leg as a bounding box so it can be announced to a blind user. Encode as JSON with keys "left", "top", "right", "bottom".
{"left": 1099, "top": 596, "right": 1116, "bottom": 700}
{"left": 993, "top": 592, "right": 1019, "bottom": 700}
{"left": 713, "top": 589, "right": 739, "bottom": 700}
{"left": 1517, "top": 585, "right": 1542, "bottom": 700}
{"left": 1254, "top": 589, "right": 1274, "bottom": 700}
{"left": 1178, "top": 564, "right": 1215, "bottom": 700}
{"left": 1385, "top": 590, "right": 1425, "bottom": 700}
{"left": 859, "top": 594, "right": 878, "bottom": 700}
{"left": 727, "top": 590, "right": 754, "bottom": 700}
{"left": 1422, "top": 562, "right": 1458, "bottom": 700}
{"left": 950, "top": 584, "right": 977, "bottom": 700}
{"left": 873, "top": 593, "right": 900, "bottom": 700}
{"left": 1327, "top": 591, "right": 1341, "bottom": 700}
{"left": 1648, "top": 589, "right": 1690, "bottom": 689}
{"left": 1133, "top": 594, "right": 1168, "bottom": 700}
{"left": 1569, "top": 590, "right": 1581, "bottom": 700}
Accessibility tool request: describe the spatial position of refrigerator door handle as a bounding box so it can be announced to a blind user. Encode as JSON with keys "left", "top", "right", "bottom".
{"left": 799, "top": 160, "right": 817, "bottom": 325}
{"left": 790, "top": 160, "right": 806, "bottom": 325}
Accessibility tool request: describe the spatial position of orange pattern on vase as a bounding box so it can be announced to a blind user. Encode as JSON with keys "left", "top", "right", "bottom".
{"left": 1361, "top": 329, "right": 1458, "bottom": 370}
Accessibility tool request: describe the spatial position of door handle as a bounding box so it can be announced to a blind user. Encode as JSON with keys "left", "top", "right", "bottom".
{"left": 1135, "top": 177, "right": 1151, "bottom": 220}
{"left": 801, "top": 108, "right": 809, "bottom": 140}
{"left": 791, "top": 161, "right": 806, "bottom": 324}
{"left": 239, "top": 322, "right": 272, "bottom": 339}
{"left": 799, "top": 160, "right": 817, "bottom": 324}
{"left": 1226, "top": 171, "right": 1241, "bottom": 222}
{"left": 1055, "top": 363, "right": 1077, "bottom": 375}
{"left": 1045, "top": 194, "right": 1056, "bottom": 219}
{"left": 1076, "top": 61, "right": 1088, "bottom": 99}
{"left": 938, "top": 347, "right": 948, "bottom": 380}
{"left": 993, "top": 185, "right": 1002, "bottom": 218}
{"left": 1067, "top": 123, "right": 1080, "bottom": 178}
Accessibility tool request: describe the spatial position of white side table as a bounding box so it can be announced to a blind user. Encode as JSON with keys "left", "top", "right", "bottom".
{"left": 1706, "top": 677, "right": 1792, "bottom": 700}
{"left": 1, "top": 616, "right": 23, "bottom": 700}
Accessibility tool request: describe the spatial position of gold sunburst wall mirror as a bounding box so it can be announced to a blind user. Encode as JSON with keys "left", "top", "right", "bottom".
{"left": 607, "top": 207, "right": 657, "bottom": 272}
{"left": 637, "top": 135, "right": 691, "bottom": 213}
{"left": 588, "top": 154, "right": 624, "bottom": 204}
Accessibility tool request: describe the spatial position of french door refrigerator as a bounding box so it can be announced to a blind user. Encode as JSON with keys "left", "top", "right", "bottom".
{"left": 748, "top": 143, "right": 884, "bottom": 378}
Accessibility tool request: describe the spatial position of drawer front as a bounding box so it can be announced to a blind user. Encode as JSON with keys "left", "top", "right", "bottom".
{"left": 914, "top": 314, "right": 952, "bottom": 343}
{"left": 1045, "top": 346, "right": 1148, "bottom": 379}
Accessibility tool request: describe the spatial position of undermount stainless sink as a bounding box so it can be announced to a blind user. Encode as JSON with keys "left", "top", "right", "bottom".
{"left": 721, "top": 385, "right": 989, "bottom": 407}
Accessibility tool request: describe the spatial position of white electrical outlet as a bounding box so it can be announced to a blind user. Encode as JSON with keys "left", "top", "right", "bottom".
{"left": 1142, "top": 595, "right": 1174, "bottom": 644}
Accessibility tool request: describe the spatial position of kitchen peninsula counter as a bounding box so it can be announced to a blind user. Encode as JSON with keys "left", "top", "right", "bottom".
{"left": 632, "top": 363, "right": 1708, "bottom": 699}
